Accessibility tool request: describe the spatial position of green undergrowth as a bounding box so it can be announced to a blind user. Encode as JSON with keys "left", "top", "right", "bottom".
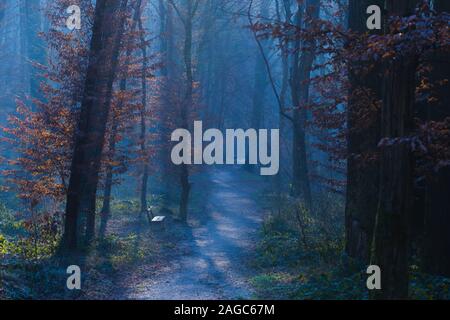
{"left": 250, "top": 193, "right": 450, "bottom": 300}
{"left": 0, "top": 194, "right": 171, "bottom": 299}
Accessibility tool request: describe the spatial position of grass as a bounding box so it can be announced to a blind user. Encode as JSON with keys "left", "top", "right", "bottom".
{"left": 0, "top": 194, "right": 173, "bottom": 299}
{"left": 250, "top": 192, "right": 450, "bottom": 300}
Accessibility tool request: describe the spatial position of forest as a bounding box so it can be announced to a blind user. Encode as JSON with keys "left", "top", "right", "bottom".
{"left": 0, "top": 0, "right": 449, "bottom": 300}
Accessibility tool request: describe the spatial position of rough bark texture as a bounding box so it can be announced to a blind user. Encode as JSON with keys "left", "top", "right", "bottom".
{"left": 62, "top": 0, "right": 129, "bottom": 250}
{"left": 370, "top": 0, "right": 419, "bottom": 299}
{"left": 420, "top": 0, "right": 450, "bottom": 276}
{"left": 345, "top": 0, "right": 383, "bottom": 262}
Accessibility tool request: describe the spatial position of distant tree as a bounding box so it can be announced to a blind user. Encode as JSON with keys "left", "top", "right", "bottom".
{"left": 137, "top": 10, "right": 153, "bottom": 217}
{"left": 289, "top": 0, "right": 319, "bottom": 210}
{"left": 20, "top": 0, "right": 46, "bottom": 102}
{"left": 168, "top": 0, "right": 201, "bottom": 222}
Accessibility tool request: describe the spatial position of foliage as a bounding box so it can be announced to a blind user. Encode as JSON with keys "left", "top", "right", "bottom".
{"left": 410, "top": 271, "right": 450, "bottom": 300}
{"left": 0, "top": 233, "right": 10, "bottom": 256}
{"left": 96, "top": 233, "right": 154, "bottom": 269}
{"left": 257, "top": 194, "right": 344, "bottom": 268}
{"left": 252, "top": 192, "right": 364, "bottom": 299}
{"left": 251, "top": 268, "right": 367, "bottom": 300}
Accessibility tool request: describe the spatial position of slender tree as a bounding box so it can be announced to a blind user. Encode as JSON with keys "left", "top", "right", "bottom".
{"left": 290, "top": 0, "right": 319, "bottom": 210}
{"left": 20, "top": 0, "right": 46, "bottom": 102}
{"left": 62, "top": 0, "right": 129, "bottom": 250}
{"left": 138, "top": 11, "right": 151, "bottom": 217}
{"left": 99, "top": 0, "right": 147, "bottom": 235}
{"left": 168, "top": 0, "right": 201, "bottom": 222}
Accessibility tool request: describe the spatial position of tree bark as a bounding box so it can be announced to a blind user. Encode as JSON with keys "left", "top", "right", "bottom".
{"left": 62, "top": 0, "right": 129, "bottom": 250}
{"left": 100, "top": 0, "right": 143, "bottom": 236}
{"left": 345, "top": 0, "right": 383, "bottom": 262}
{"left": 138, "top": 14, "right": 150, "bottom": 217}
{"left": 171, "top": 0, "right": 198, "bottom": 222}
{"left": 420, "top": 0, "right": 450, "bottom": 276}
{"left": 99, "top": 116, "right": 118, "bottom": 237}
{"left": 20, "top": 0, "right": 46, "bottom": 102}
{"left": 290, "top": 0, "right": 318, "bottom": 210}
{"left": 370, "top": 0, "right": 419, "bottom": 299}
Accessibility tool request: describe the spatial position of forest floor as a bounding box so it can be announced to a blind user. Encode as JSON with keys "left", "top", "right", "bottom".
{"left": 2, "top": 166, "right": 449, "bottom": 299}
{"left": 0, "top": 166, "right": 270, "bottom": 300}
{"left": 108, "top": 166, "right": 269, "bottom": 300}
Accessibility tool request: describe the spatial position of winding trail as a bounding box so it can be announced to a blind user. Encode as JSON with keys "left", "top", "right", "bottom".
{"left": 120, "top": 167, "right": 267, "bottom": 299}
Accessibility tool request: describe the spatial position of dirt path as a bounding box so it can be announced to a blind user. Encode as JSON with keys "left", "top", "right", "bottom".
{"left": 118, "top": 167, "right": 268, "bottom": 300}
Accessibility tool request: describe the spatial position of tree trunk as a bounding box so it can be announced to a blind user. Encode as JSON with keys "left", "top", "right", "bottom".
{"left": 20, "top": 0, "right": 46, "bottom": 102}
{"left": 99, "top": 117, "right": 118, "bottom": 237}
{"left": 138, "top": 14, "right": 150, "bottom": 217}
{"left": 422, "top": 167, "right": 450, "bottom": 276}
{"left": 99, "top": 1, "right": 143, "bottom": 236}
{"left": 177, "top": 0, "right": 196, "bottom": 222}
{"left": 290, "top": 0, "right": 318, "bottom": 210}
{"left": 62, "top": 0, "right": 129, "bottom": 250}
{"left": 370, "top": 0, "right": 419, "bottom": 299}
{"left": 345, "top": 0, "right": 383, "bottom": 262}
{"left": 275, "top": 0, "right": 291, "bottom": 199}
{"left": 247, "top": 0, "right": 270, "bottom": 172}
{"left": 159, "top": 1, "right": 177, "bottom": 209}
{"left": 420, "top": 0, "right": 450, "bottom": 276}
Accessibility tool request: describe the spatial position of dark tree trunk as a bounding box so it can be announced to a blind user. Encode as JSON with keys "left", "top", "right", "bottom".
{"left": 100, "top": 0, "right": 143, "bottom": 236}
{"left": 175, "top": 0, "right": 197, "bottom": 222}
{"left": 419, "top": 0, "right": 450, "bottom": 276}
{"left": 62, "top": 0, "right": 129, "bottom": 250}
{"left": 247, "top": 0, "right": 270, "bottom": 173}
{"left": 274, "top": 0, "right": 291, "bottom": 199}
{"left": 251, "top": 1, "right": 269, "bottom": 131}
{"left": 290, "top": 0, "right": 318, "bottom": 210}
{"left": 370, "top": 0, "right": 419, "bottom": 299}
{"left": 422, "top": 167, "right": 450, "bottom": 276}
{"left": 345, "top": 0, "right": 383, "bottom": 262}
{"left": 138, "top": 14, "right": 150, "bottom": 217}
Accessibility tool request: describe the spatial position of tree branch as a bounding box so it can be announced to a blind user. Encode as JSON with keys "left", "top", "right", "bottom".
{"left": 168, "top": 0, "right": 186, "bottom": 26}
{"left": 248, "top": 0, "right": 293, "bottom": 123}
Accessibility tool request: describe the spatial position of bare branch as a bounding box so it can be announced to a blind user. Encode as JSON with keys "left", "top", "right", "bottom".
{"left": 191, "top": 0, "right": 201, "bottom": 18}
{"left": 168, "top": 0, "right": 186, "bottom": 26}
{"left": 247, "top": 0, "right": 294, "bottom": 123}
